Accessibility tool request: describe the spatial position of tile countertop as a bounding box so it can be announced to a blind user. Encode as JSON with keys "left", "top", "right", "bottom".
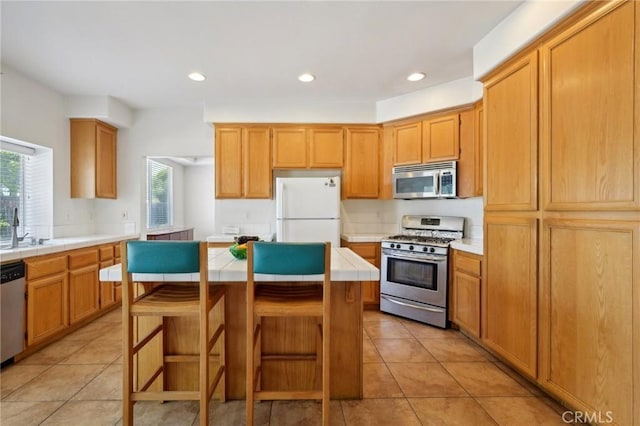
{"left": 100, "top": 247, "right": 379, "bottom": 283}
{"left": 340, "top": 233, "right": 389, "bottom": 243}
{"left": 341, "top": 233, "right": 483, "bottom": 255}
{"left": 0, "top": 234, "right": 140, "bottom": 263}
{"left": 450, "top": 238, "right": 483, "bottom": 256}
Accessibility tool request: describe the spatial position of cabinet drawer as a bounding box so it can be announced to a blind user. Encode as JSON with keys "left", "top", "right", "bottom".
{"left": 99, "top": 246, "right": 114, "bottom": 261}
{"left": 27, "top": 255, "right": 67, "bottom": 280}
{"left": 455, "top": 252, "right": 481, "bottom": 276}
{"left": 114, "top": 244, "right": 121, "bottom": 259}
{"left": 349, "top": 243, "right": 378, "bottom": 259}
{"left": 69, "top": 249, "right": 99, "bottom": 269}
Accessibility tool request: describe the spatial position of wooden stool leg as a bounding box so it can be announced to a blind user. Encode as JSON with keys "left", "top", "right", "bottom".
{"left": 246, "top": 312, "right": 254, "bottom": 425}
{"left": 123, "top": 294, "right": 134, "bottom": 425}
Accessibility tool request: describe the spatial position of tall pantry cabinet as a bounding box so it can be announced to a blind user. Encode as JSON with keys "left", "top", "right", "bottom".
{"left": 483, "top": 1, "right": 640, "bottom": 424}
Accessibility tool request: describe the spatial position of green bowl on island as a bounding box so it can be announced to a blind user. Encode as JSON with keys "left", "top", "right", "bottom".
{"left": 228, "top": 243, "right": 247, "bottom": 259}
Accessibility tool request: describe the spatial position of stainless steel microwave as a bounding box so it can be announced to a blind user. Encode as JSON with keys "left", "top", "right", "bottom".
{"left": 392, "top": 161, "right": 457, "bottom": 199}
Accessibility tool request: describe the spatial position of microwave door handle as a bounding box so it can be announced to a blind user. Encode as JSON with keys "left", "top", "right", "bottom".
{"left": 433, "top": 171, "right": 440, "bottom": 196}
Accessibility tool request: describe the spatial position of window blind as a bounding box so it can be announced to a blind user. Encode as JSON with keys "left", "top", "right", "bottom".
{"left": 147, "top": 159, "right": 173, "bottom": 228}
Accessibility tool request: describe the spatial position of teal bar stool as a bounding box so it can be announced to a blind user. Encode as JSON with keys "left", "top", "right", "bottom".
{"left": 121, "top": 241, "right": 225, "bottom": 426}
{"left": 246, "top": 241, "right": 331, "bottom": 426}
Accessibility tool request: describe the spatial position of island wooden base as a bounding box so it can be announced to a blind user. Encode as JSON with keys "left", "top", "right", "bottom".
{"left": 134, "top": 281, "right": 363, "bottom": 400}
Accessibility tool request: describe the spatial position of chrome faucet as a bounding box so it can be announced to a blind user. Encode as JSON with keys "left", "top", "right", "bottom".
{"left": 10, "top": 208, "right": 19, "bottom": 248}
{"left": 9, "top": 208, "right": 28, "bottom": 248}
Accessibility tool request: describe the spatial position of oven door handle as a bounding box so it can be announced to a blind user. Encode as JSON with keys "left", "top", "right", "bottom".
{"left": 381, "top": 295, "right": 445, "bottom": 313}
{"left": 382, "top": 252, "right": 447, "bottom": 263}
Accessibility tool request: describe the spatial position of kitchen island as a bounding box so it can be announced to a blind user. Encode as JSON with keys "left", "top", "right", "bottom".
{"left": 100, "top": 247, "right": 379, "bottom": 399}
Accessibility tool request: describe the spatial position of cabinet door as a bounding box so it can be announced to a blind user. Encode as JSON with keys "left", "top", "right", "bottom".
{"left": 99, "top": 259, "right": 116, "bottom": 309}
{"left": 456, "top": 109, "right": 479, "bottom": 198}
{"left": 474, "top": 103, "right": 484, "bottom": 196}
{"left": 27, "top": 273, "right": 68, "bottom": 346}
{"left": 243, "top": 127, "right": 272, "bottom": 198}
{"left": 344, "top": 242, "right": 380, "bottom": 307}
{"left": 422, "top": 113, "right": 459, "bottom": 162}
{"left": 541, "top": 0, "right": 638, "bottom": 210}
{"left": 484, "top": 51, "right": 538, "bottom": 211}
{"left": 483, "top": 215, "right": 537, "bottom": 379}
{"left": 452, "top": 271, "right": 480, "bottom": 338}
{"left": 343, "top": 127, "right": 380, "bottom": 199}
{"left": 70, "top": 119, "right": 97, "bottom": 198}
{"left": 69, "top": 264, "right": 100, "bottom": 324}
{"left": 272, "top": 127, "right": 307, "bottom": 168}
{"left": 393, "top": 121, "right": 422, "bottom": 165}
{"left": 215, "top": 127, "right": 243, "bottom": 198}
{"left": 309, "top": 127, "right": 343, "bottom": 168}
{"left": 95, "top": 123, "right": 117, "bottom": 199}
{"left": 539, "top": 219, "right": 638, "bottom": 426}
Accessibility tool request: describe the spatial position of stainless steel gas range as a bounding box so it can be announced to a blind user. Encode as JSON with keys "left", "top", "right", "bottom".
{"left": 380, "top": 215, "right": 464, "bottom": 328}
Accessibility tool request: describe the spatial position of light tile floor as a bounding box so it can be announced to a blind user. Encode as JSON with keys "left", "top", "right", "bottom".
{"left": 0, "top": 308, "right": 568, "bottom": 425}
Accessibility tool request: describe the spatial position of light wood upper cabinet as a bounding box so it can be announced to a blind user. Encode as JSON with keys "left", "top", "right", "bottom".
{"left": 70, "top": 118, "right": 117, "bottom": 199}
{"left": 457, "top": 108, "right": 482, "bottom": 198}
{"left": 243, "top": 127, "right": 272, "bottom": 198}
{"left": 214, "top": 127, "right": 243, "bottom": 198}
{"left": 273, "top": 126, "right": 343, "bottom": 169}
{"left": 343, "top": 127, "right": 380, "bottom": 199}
{"left": 393, "top": 121, "right": 422, "bottom": 165}
{"left": 483, "top": 215, "right": 537, "bottom": 379}
{"left": 422, "top": 113, "right": 460, "bottom": 162}
{"left": 214, "top": 126, "right": 271, "bottom": 199}
{"left": 474, "top": 103, "right": 483, "bottom": 196}
{"left": 484, "top": 51, "right": 538, "bottom": 211}
{"left": 540, "top": 0, "right": 639, "bottom": 210}
{"left": 309, "top": 127, "right": 343, "bottom": 168}
{"left": 272, "top": 127, "right": 307, "bottom": 168}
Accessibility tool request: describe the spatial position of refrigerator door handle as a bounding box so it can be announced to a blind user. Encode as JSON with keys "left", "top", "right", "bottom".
{"left": 277, "top": 181, "right": 285, "bottom": 218}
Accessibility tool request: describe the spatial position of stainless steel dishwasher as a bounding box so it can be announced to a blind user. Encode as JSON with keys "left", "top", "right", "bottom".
{"left": 1, "top": 260, "right": 26, "bottom": 365}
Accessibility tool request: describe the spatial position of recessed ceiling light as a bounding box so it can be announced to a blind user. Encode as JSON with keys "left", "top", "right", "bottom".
{"left": 188, "top": 72, "right": 206, "bottom": 82}
{"left": 298, "top": 73, "right": 315, "bottom": 83}
{"left": 407, "top": 72, "right": 426, "bottom": 82}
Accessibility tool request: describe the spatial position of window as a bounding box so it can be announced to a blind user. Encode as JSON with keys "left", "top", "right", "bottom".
{"left": 0, "top": 137, "right": 52, "bottom": 244}
{"left": 147, "top": 158, "right": 173, "bottom": 229}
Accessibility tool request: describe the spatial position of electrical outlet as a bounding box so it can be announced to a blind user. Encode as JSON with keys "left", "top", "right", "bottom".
{"left": 121, "top": 210, "right": 128, "bottom": 220}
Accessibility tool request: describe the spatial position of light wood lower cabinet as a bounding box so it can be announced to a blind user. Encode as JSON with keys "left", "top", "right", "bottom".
{"left": 482, "top": 215, "right": 537, "bottom": 379}
{"left": 26, "top": 255, "right": 68, "bottom": 346}
{"left": 539, "top": 218, "right": 639, "bottom": 426}
{"left": 451, "top": 250, "right": 482, "bottom": 338}
{"left": 341, "top": 240, "right": 380, "bottom": 308}
{"left": 68, "top": 248, "right": 100, "bottom": 325}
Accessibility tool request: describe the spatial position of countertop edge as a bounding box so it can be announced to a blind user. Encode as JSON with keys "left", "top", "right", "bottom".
{"left": 450, "top": 239, "right": 483, "bottom": 256}
{"left": 0, "top": 233, "right": 140, "bottom": 262}
{"left": 340, "top": 233, "right": 388, "bottom": 243}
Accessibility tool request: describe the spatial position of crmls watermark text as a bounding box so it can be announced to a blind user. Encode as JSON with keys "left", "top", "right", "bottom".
{"left": 562, "top": 411, "right": 614, "bottom": 424}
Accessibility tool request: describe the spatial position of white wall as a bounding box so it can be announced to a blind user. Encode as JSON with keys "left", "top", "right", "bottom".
{"left": 342, "top": 197, "right": 483, "bottom": 239}
{"left": 204, "top": 100, "right": 376, "bottom": 124}
{"left": 184, "top": 165, "right": 215, "bottom": 240}
{"left": 94, "top": 107, "right": 213, "bottom": 236}
{"left": 473, "top": 0, "right": 585, "bottom": 79}
{"left": 1, "top": 63, "right": 96, "bottom": 237}
{"left": 375, "top": 77, "right": 483, "bottom": 123}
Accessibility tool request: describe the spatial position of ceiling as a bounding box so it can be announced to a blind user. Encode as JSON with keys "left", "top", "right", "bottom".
{"left": 1, "top": 1, "right": 523, "bottom": 111}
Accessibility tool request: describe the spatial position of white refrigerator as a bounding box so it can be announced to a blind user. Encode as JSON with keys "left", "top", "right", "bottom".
{"left": 276, "top": 176, "right": 341, "bottom": 246}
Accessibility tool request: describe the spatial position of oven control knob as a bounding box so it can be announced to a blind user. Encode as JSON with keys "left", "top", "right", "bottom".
{"left": 429, "top": 247, "right": 435, "bottom": 253}
{"left": 409, "top": 245, "right": 414, "bottom": 250}
{"left": 422, "top": 247, "right": 428, "bottom": 252}
{"left": 390, "top": 243, "right": 396, "bottom": 249}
